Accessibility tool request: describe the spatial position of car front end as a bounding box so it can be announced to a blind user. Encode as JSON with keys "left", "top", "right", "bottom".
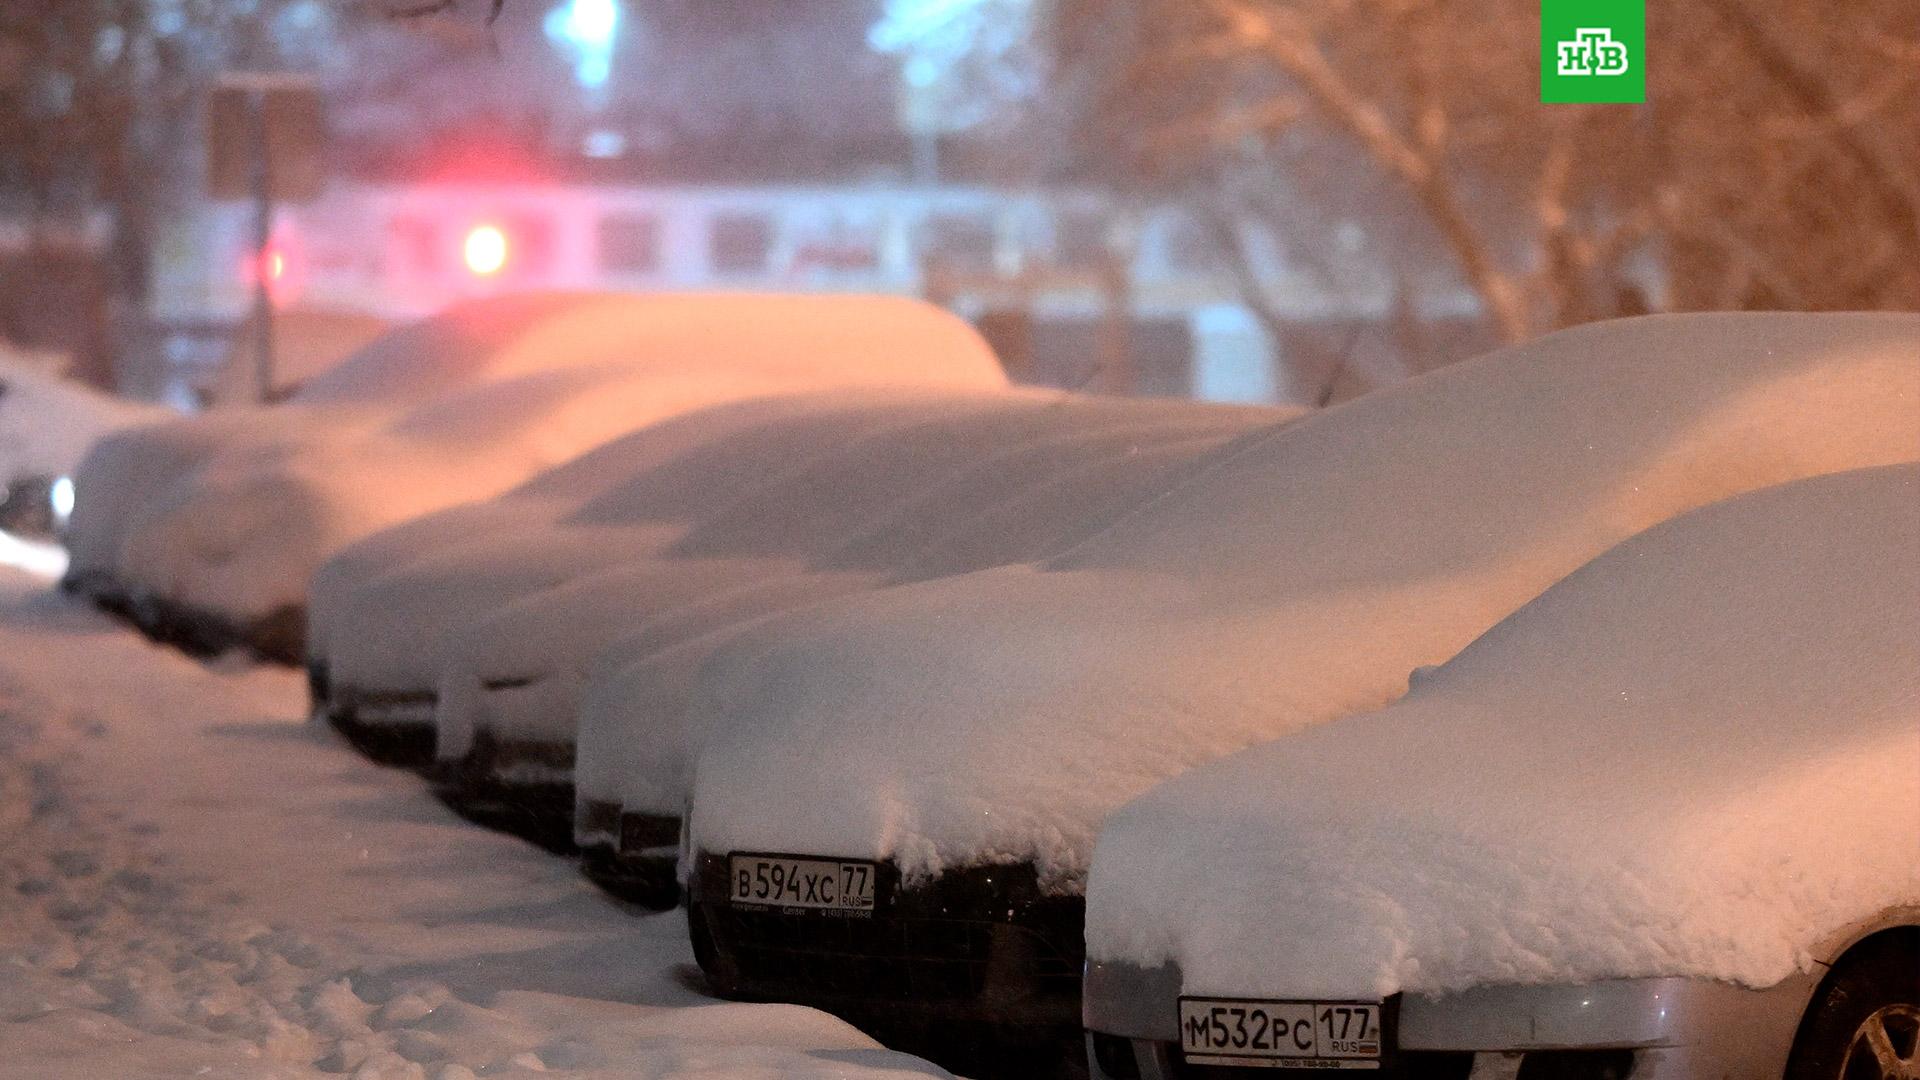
{"left": 1083, "top": 960, "right": 1818, "bottom": 1080}
{"left": 686, "top": 847, "right": 1089, "bottom": 1075}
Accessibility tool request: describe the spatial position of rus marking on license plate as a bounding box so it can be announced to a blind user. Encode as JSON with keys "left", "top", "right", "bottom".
{"left": 727, "top": 852, "right": 877, "bottom": 913}
{"left": 1178, "top": 996, "right": 1383, "bottom": 1069}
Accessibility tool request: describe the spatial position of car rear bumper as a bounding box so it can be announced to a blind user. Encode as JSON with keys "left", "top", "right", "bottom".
{"left": 1083, "top": 960, "right": 1818, "bottom": 1079}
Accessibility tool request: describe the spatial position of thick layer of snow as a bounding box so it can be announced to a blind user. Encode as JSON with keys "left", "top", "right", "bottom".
{"left": 70, "top": 292, "right": 1005, "bottom": 623}
{"left": 685, "top": 313, "right": 1920, "bottom": 892}
{"left": 322, "top": 392, "right": 1049, "bottom": 698}
{"left": 0, "top": 347, "right": 166, "bottom": 483}
{"left": 1086, "top": 464, "right": 1920, "bottom": 1000}
{"left": 309, "top": 390, "right": 986, "bottom": 672}
{"left": 117, "top": 370, "right": 821, "bottom": 621}
{"left": 432, "top": 399, "right": 1283, "bottom": 761}
{"left": 0, "top": 570, "right": 954, "bottom": 1079}
{"left": 287, "top": 292, "right": 1002, "bottom": 410}
{"left": 214, "top": 308, "right": 395, "bottom": 405}
{"left": 572, "top": 432, "right": 1276, "bottom": 838}
{"left": 70, "top": 294, "right": 660, "bottom": 585}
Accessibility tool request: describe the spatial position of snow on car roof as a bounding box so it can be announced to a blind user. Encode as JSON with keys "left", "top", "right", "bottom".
{"left": 319, "top": 390, "right": 1029, "bottom": 693}
{"left": 621, "top": 420, "right": 1284, "bottom": 659}
{"left": 308, "top": 389, "right": 971, "bottom": 655}
{"left": 115, "top": 369, "right": 822, "bottom": 622}
{"left": 659, "top": 395, "right": 1228, "bottom": 560}
{"left": 214, "top": 307, "right": 394, "bottom": 405}
{"left": 1086, "top": 463, "right": 1920, "bottom": 1001}
{"left": 293, "top": 291, "right": 1004, "bottom": 408}
{"left": 431, "top": 397, "right": 1288, "bottom": 757}
{"left": 684, "top": 312, "right": 1920, "bottom": 891}
{"left": 80, "top": 292, "right": 1008, "bottom": 627}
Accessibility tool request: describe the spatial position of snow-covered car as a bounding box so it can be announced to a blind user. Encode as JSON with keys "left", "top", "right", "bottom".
{"left": 412, "top": 397, "right": 1288, "bottom": 875}
{"left": 676, "top": 313, "right": 1920, "bottom": 1067}
{"left": 0, "top": 347, "right": 164, "bottom": 539}
{"left": 67, "top": 292, "right": 648, "bottom": 613}
{"left": 65, "top": 292, "right": 1003, "bottom": 660}
{"left": 1081, "top": 462, "right": 1920, "bottom": 1080}
{"left": 313, "top": 390, "right": 1030, "bottom": 766}
{"left": 569, "top": 412, "right": 1292, "bottom": 906}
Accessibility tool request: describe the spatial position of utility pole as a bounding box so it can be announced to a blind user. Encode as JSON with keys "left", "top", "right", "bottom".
{"left": 247, "top": 89, "right": 276, "bottom": 402}
{"left": 207, "top": 73, "right": 324, "bottom": 404}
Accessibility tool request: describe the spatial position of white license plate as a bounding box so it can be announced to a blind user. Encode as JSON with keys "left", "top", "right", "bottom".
{"left": 727, "top": 853, "right": 876, "bottom": 912}
{"left": 1178, "top": 997, "right": 1383, "bottom": 1069}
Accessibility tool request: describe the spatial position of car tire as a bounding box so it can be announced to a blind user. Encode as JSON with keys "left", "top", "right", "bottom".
{"left": 1784, "top": 928, "right": 1920, "bottom": 1080}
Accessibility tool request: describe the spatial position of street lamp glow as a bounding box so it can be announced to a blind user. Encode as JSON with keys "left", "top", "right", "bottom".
{"left": 464, "top": 224, "right": 509, "bottom": 276}
{"left": 546, "top": 0, "right": 620, "bottom": 89}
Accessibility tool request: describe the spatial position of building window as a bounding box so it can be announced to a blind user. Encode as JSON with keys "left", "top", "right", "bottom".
{"left": 709, "top": 213, "right": 773, "bottom": 275}
{"left": 599, "top": 215, "right": 662, "bottom": 275}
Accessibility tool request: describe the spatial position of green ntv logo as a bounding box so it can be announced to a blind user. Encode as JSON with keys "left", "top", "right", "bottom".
{"left": 1542, "top": 0, "right": 1645, "bottom": 103}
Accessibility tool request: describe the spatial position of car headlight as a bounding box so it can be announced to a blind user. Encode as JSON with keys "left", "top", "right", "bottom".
{"left": 50, "top": 475, "right": 74, "bottom": 525}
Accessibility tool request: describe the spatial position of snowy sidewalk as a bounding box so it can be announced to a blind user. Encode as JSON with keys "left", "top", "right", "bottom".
{"left": 0, "top": 569, "right": 952, "bottom": 1080}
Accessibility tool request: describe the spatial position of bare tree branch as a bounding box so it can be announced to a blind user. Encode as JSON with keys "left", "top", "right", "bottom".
{"left": 1701, "top": 0, "right": 1920, "bottom": 249}
{"left": 1210, "top": 0, "right": 1533, "bottom": 341}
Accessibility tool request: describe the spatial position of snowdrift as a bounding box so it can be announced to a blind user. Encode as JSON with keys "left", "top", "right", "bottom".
{"left": 1086, "top": 463, "right": 1920, "bottom": 1000}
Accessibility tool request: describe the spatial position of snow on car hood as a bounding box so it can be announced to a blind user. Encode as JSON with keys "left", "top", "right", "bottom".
{"left": 65, "top": 405, "right": 368, "bottom": 588}
{"left": 573, "top": 433, "right": 1284, "bottom": 824}
{"left": 1086, "top": 464, "right": 1920, "bottom": 1000}
{"left": 687, "top": 312, "right": 1920, "bottom": 892}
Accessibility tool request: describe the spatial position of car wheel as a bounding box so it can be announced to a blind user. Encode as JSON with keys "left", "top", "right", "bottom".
{"left": 1785, "top": 929, "right": 1920, "bottom": 1080}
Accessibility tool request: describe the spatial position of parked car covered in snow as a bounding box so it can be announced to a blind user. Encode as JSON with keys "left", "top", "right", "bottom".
{"left": 0, "top": 347, "right": 164, "bottom": 539}
{"left": 308, "top": 390, "right": 974, "bottom": 762}
{"left": 404, "top": 397, "right": 1278, "bottom": 836}
{"left": 1082, "top": 463, "right": 1920, "bottom": 1080}
{"left": 409, "top": 396, "right": 1288, "bottom": 877}
{"left": 569, "top": 410, "right": 1292, "bottom": 905}
{"left": 68, "top": 292, "right": 636, "bottom": 614}
{"left": 676, "top": 313, "right": 1920, "bottom": 1070}
{"left": 64, "top": 292, "right": 1003, "bottom": 660}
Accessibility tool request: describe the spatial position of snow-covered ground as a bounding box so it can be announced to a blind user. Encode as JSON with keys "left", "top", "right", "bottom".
{"left": 0, "top": 567, "right": 953, "bottom": 1080}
